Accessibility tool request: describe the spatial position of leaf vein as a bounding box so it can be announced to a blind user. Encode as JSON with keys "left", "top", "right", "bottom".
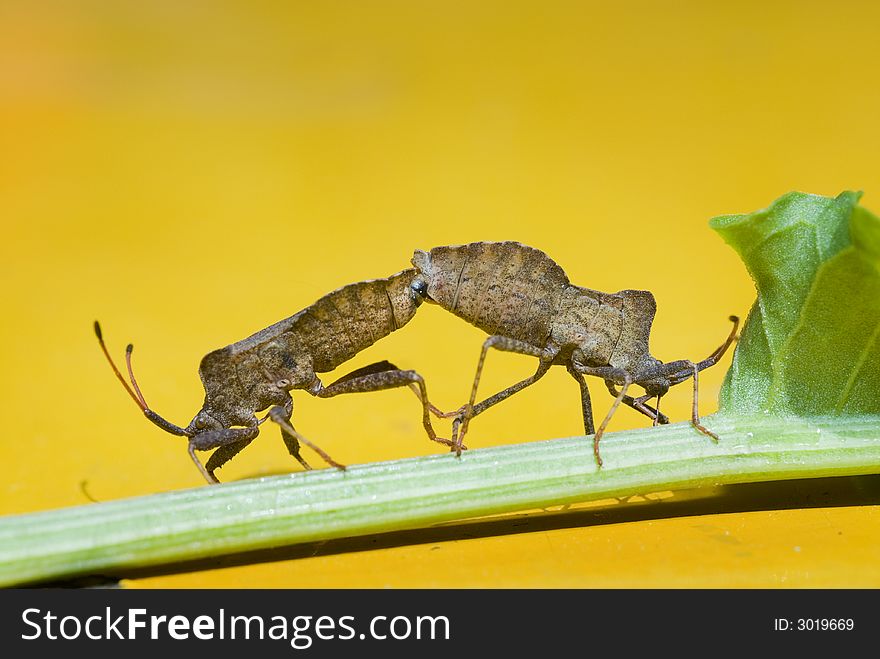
{"left": 835, "top": 320, "right": 880, "bottom": 413}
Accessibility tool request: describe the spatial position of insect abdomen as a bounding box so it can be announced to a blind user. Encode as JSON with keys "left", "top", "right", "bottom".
{"left": 295, "top": 268, "right": 420, "bottom": 373}
{"left": 415, "top": 241, "right": 570, "bottom": 346}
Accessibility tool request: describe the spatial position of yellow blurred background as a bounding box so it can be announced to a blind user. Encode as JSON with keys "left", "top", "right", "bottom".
{"left": 2, "top": 1, "right": 879, "bottom": 587}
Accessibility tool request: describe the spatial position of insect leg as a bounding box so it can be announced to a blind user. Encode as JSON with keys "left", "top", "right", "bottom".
{"left": 684, "top": 361, "right": 716, "bottom": 441}
{"left": 454, "top": 336, "right": 554, "bottom": 456}
{"left": 331, "top": 360, "right": 454, "bottom": 418}
{"left": 205, "top": 438, "right": 257, "bottom": 482}
{"left": 274, "top": 397, "right": 313, "bottom": 471}
{"left": 604, "top": 382, "right": 669, "bottom": 425}
{"left": 316, "top": 369, "right": 457, "bottom": 450}
{"left": 452, "top": 359, "right": 554, "bottom": 454}
{"left": 565, "top": 364, "right": 595, "bottom": 435}
{"left": 653, "top": 396, "right": 662, "bottom": 427}
{"left": 188, "top": 426, "right": 261, "bottom": 484}
{"left": 651, "top": 359, "right": 719, "bottom": 442}
{"left": 574, "top": 365, "right": 632, "bottom": 467}
{"left": 267, "top": 406, "right": 346, "bottom": 470}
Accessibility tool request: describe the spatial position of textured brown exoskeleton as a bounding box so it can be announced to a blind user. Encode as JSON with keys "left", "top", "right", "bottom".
{"left": 96, "top": 269, "right": 453, "bottom": 483}
{"left": 410, "top": 241, "right": 739, "bottom": 466}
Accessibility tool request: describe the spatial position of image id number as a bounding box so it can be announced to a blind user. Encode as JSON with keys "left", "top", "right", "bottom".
{"left": 774, "top": 618, "right": 854, "bottom": 631}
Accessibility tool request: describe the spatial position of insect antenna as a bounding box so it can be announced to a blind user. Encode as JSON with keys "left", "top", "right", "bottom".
{"left": 125, "top": 343, "right": 148, "bottom": 409}
{"left": 94, "top": 321, "right": 146, "bottom": 411}
{"left": 94, "top": 321, "right": 190, "bottom": 436}
{"left": 696, "top": 315, "right": 740, "bottom": 369}
{"left": 668, "top": 315, "right": 740, "bottom": 385}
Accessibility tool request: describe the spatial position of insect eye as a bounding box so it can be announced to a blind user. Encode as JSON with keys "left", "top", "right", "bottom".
{"left": 276, "top": 379, "right": 291, "bottom": 388}
{"left": 195, "top": 417, "right": 207, "bottom": 429}
{"left": 410, "top": 278, "right": 429, "bottom": 299}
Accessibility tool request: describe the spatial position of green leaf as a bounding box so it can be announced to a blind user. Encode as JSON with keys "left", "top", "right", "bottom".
{"left": 710, "top": 191, "right": 880, "bottom": 415}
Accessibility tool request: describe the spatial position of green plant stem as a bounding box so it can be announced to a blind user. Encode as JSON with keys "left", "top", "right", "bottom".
{"left": 1, "top": 413, "right": 879, "bottom": 587}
